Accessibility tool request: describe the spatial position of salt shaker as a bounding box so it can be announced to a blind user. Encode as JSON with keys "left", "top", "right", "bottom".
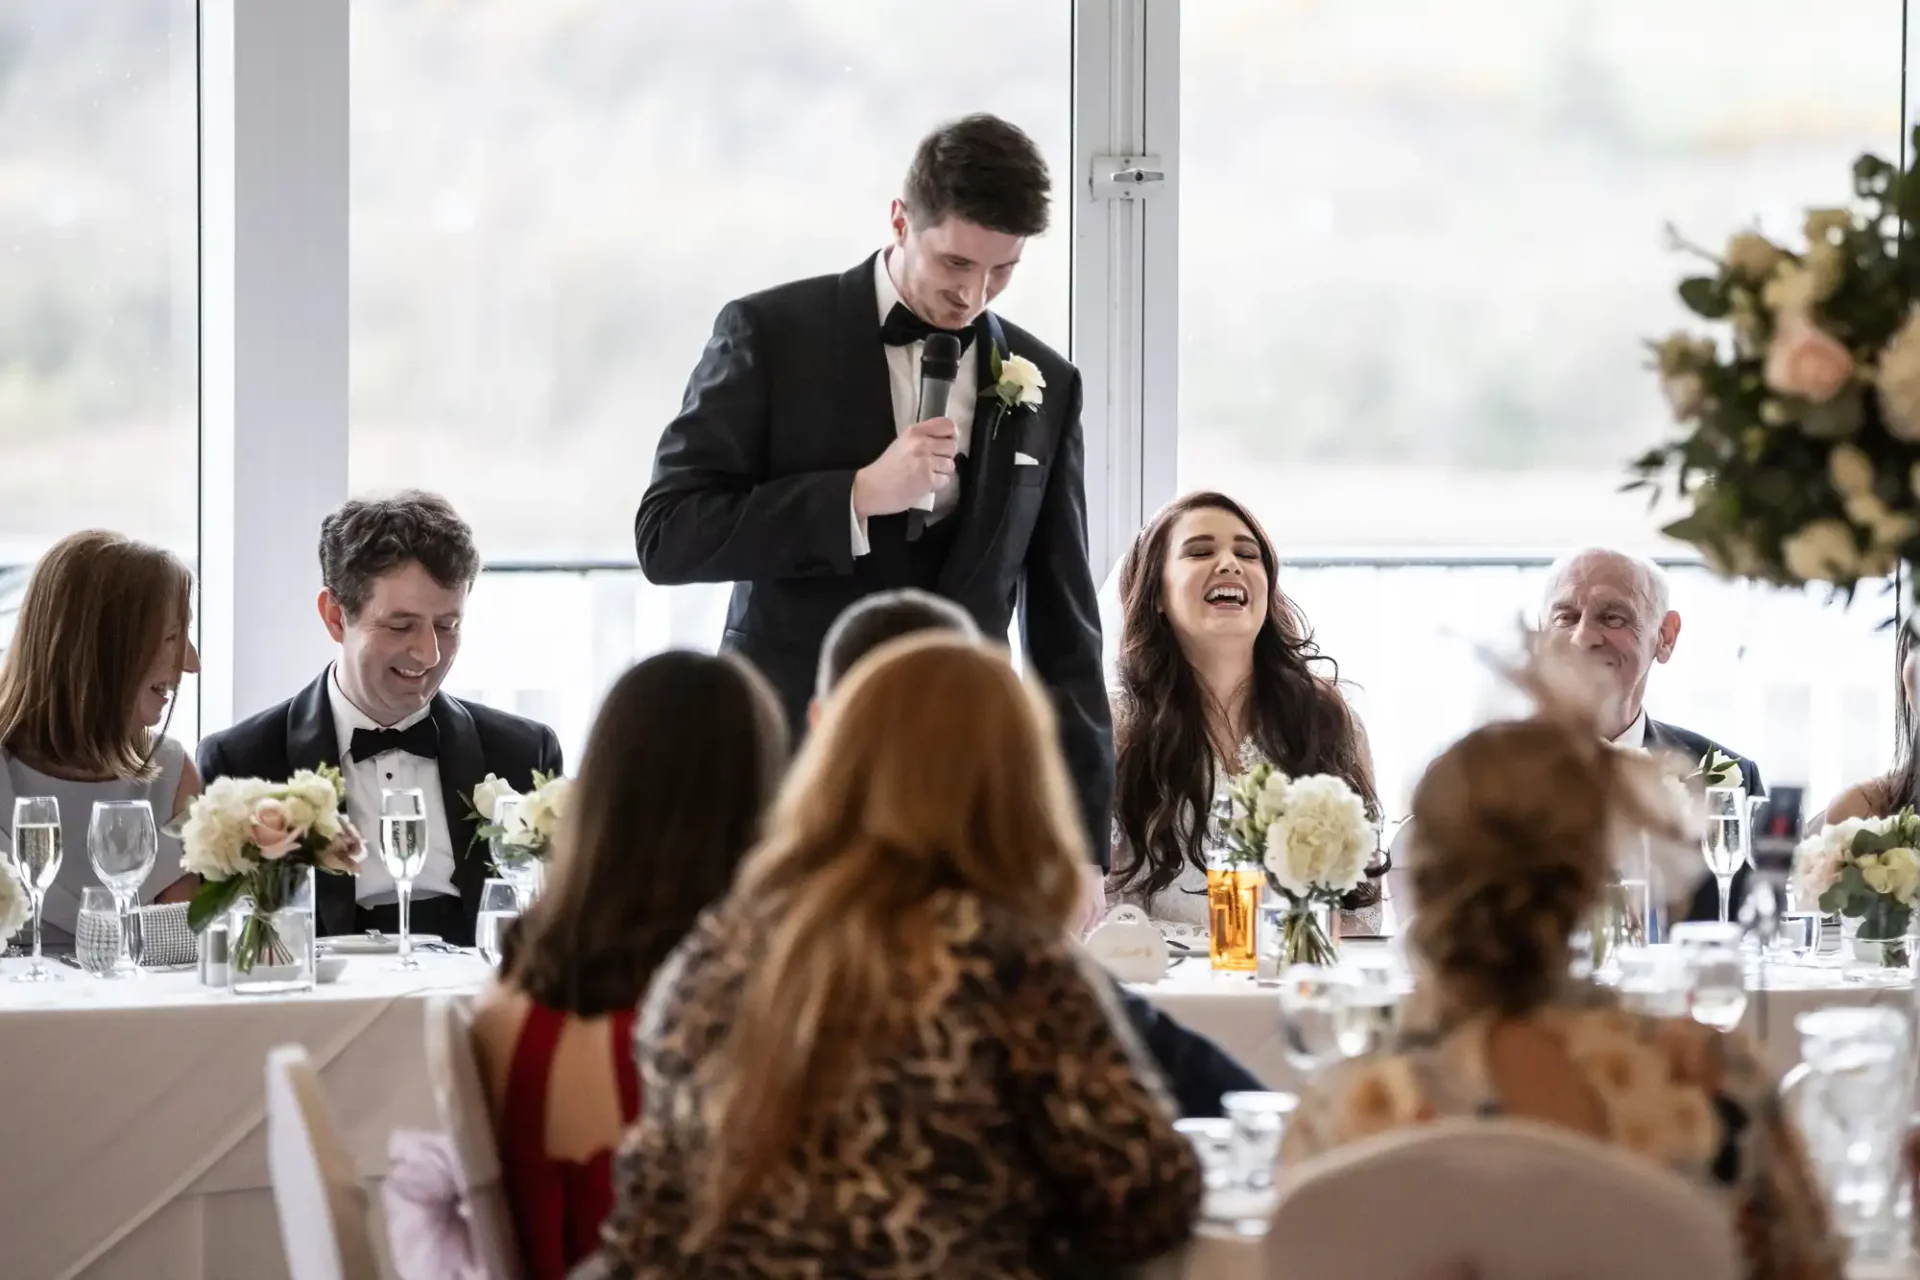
{"left": 198, "top": 920, "right": 229, "bottom": 987}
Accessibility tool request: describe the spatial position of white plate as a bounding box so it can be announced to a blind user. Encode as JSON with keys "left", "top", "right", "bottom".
{"left": 318, "top": 933, "right": 440, "bottom": 956}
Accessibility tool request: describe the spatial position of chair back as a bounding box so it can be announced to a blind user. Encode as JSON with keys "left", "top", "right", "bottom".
{"left": 264, "top": 1044, "right": 381, "bottom": 1280}
{"left": 423, "top": 995, "right": 526, "bottom": 1280}
{"left": 1267, "top": 1118, "right": 1741, "bottom": 1280}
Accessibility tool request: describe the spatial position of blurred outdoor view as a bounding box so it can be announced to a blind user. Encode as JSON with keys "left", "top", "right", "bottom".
{"left": 0, "top": 0, "right": 1907, "bottom": 808}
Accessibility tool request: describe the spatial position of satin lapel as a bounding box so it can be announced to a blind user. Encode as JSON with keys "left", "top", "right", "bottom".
{"left": 939, "top": 310, "right": 1014, "bottom": 596}
{"left": 430, "top": 694, "right": 489, "bottom": 907}
{"left": 287, "top": 671, "right": 342, "bottom": 774}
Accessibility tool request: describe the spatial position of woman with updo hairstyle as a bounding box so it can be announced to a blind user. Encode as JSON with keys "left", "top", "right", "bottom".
{"left": 1280, "top": 654, "right": 1843, "bottom": 1280}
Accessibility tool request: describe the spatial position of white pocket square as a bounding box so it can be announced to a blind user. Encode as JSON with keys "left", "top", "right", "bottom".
{"left": 1014, "top": 451, "right": 1042, "bottom": 466}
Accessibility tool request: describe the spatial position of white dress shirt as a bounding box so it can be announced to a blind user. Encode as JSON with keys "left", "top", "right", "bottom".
{"left": 1611, "top": 709, "right": 1649, "bottom": 750}
{"left": 851, "top": 248, "right": 981, "bottom": 557}
{"left": 328, "top": 667, "right": 459, "bottom": 905}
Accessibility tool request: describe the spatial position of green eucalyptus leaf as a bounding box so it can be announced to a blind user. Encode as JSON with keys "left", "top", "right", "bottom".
{"left": 187, "top": 875, "right": 246, "bottom": 933}
{"left": 1678, "top": 276, "right": 1730, "bottom": 319}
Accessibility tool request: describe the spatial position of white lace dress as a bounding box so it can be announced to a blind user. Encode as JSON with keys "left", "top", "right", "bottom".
{"left": 1108, "top": 740, "right": 1382, "bottom": 942}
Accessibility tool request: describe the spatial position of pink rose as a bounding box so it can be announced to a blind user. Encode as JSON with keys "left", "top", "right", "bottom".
{"left": 247, "top": 798, "right": 302, "bottom": 861}
{"left": 317, "top": 820, "right": 366, "bottom": 874}
{"left": 1765, "top": 313, "right": 1855, "bottom": 404}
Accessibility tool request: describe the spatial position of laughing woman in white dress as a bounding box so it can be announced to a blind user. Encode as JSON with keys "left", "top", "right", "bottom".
{"left": 0, "top": 531, "right": 201, "bottom": 943}
{"left": 1106, "top": 492, "right": 1386, "bottom": 940}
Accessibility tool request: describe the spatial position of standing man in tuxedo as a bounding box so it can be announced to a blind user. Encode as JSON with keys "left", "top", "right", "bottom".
{"left": 197, "top": 492, "right": 562, "bottom": 945}
{"left": 635, "top": 114, "right": 1112, "bottom": 868}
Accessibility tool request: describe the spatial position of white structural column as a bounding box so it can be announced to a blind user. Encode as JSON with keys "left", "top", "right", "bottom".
{"left": 1072, "top": 0, "right": 1180, "bottom": 584}
{"left": 199, "top": 0, "right": 351, "bottom": 733}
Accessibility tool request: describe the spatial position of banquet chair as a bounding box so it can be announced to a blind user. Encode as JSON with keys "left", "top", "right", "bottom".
{"left": 264, "top": 1044, "right": 382, "bottom": 1280}
{"left": 1264, "top": 1118, "right": 1741, "bottom": 1280}
{"left": 415, "top": 994, "right": 525, "bottom": 1280}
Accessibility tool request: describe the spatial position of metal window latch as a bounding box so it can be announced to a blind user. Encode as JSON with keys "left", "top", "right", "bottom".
{"left": 1092, "top": 155, "right": 1167, "bottom": 201}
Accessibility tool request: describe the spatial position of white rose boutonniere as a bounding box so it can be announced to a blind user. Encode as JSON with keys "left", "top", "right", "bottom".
{"left": 987, "top": 349, "right": 1045, "bottom": 433}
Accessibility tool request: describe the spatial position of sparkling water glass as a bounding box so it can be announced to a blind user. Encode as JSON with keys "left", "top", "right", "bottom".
{"left": 89, "top": 799, "right": 157, "bottom": 972}
{"left": 1701, "top": 786, "right": 1751, "bottom": 924}
{"left": 10, "top": 795, "right": 62, "bottom": 982}
{"left": 476, "top": 878, "right": 518, "bottom": 968}
{"left": 380, "top": 788, "right": 428, "bottom": 969}
{"left": 76, "top": 887, "right": 123, "bottom": 977}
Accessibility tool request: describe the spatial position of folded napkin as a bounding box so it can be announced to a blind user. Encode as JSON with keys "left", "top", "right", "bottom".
{"left": 384, "top": 1129, "right": 481, "bottom": 1280}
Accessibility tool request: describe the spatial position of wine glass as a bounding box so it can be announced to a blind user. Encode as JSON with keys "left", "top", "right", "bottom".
{"left": 1701, "top": 786, "right": 1751, "bottom": 925}
{"left": 89, "top": 799, "right": 157, "bottom": 974}
{"left": 75, "top": 887, "right": 123, "bottom": 977}
{"left": 475, "top": 878, "right": 518, "bottom": 967}
{"left": 488, "top": 797, "right": 539, "bottom": 908}
{"left": 10, "top": 796, "right": 63, "bottom": 982}
{"left": 380, "top": 788, "right": 428, "bottom": 969}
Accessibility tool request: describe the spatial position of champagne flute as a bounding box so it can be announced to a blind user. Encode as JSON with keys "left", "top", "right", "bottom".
{"left": 10, "top": 796, "right": 63, "bottom": 982}
{"left": 1701, "top": 786, "right": 1750, "bottom": 925}
{"left": 89, "top": 799, "right": 157, "bottom": 973}
{"left": 380, "top": 788, "right": 428, "bottom": 969}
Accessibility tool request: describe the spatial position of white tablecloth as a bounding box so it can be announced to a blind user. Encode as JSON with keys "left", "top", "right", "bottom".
{"left": 1128, "top": 953, "right": 1913, "bottom": 1092}
{"left": 0, "top": 952, "right": 491, "bottom": 1280}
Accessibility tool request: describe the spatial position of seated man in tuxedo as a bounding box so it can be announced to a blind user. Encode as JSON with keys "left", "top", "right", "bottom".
{"left": 1540, "top": 547, "right": 1764, "bottom": 923}
{"left": 197, "top": 491, "right": 562, "bottom": 946}
{"left": 812, "top": 588, "right": 1264, "bottom": 1117}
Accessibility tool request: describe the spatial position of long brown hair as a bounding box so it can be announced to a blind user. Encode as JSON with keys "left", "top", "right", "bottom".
{"left": 1111, "top": 492, "right": 1382, "bottom": 902}
{"left": 695, "top": 636, "right": 1085, "bottom": 1239}
{"left": 504, "top": 651, "right": 789, "bottom": 1017}
{"left": 0, "top": 530, "right": 192, "bottom": 780}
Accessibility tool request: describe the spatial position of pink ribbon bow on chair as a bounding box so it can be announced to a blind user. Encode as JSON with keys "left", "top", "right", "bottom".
{"left": 385, "top": 1129, "right": 482, "bottom": 1280}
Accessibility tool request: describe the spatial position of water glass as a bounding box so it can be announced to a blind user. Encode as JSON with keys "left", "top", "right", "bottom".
{"left": 1786, "top": 1007, "right": 1911, "bottom": 1260}
{"left": 380, "top": 787, "right": 428, "bottom": 969}
{"left": 488, "top": 797, "right": 541, "bottom": 907}
{"left": 75, "top": 887, "right": 123, "bottom": 977}
{"left": 9, "top": 795, "right": 62, "bottom": 982}
{"left": 1276, "top": 964, "right": 1358, "bottom": 1072}
{"left": 1221, "top": 1090, "right": 1298, "bottom": 1191}
{"left": 89, "top": 799, "right": 157, "bottom": 972}
{"left": 476, "top": 878, "right": 519, "bottom": 968}
{"left": 1614, "top": 945, "right": 1689, "bottom": 1017}
{"left": 1670, "top": 922, "right": 1748, "bottom": 1032}
{"left": 1174, "top": 1117, "right": 1235, "bottom": 1191}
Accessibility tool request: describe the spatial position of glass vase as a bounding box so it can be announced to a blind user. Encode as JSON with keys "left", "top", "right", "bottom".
{"left": 227, "top": 864, "right": 315, "bottom": 995}
{"left": 1259, "top": 888, "right": 1338, "bottom": 980}
{"left": 1846, "top": 902, "right": 1914, "bottom": 971}
{"left": 1206, "top": 861, "right": 1262, "bottom": 973}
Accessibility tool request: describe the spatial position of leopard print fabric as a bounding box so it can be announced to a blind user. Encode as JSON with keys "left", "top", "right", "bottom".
{"left": 575, "top": 890, "right": 1203, "bottom": 1279}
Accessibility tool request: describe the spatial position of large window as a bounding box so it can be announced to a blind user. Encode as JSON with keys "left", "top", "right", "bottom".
{"left": 0, "top": 0, "right": 199, "bottom": 742}
{"left": 349, "top": 0, "right": 1072, "bottom": 760}
{"left": 1177, "top": 0, "right": 1906, "bottom": 808}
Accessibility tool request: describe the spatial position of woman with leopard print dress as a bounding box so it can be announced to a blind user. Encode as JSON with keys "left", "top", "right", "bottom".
{"left": 575, "top": 636, "right": 1203, "bottom": 1279}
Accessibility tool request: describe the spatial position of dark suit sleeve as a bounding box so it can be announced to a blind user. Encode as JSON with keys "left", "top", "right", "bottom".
{"left": 1743, "top": 757, "right": 1766, "bottom": 798}
{"left": 538, "top": 726, "right": 564, "bottom": 777}
{"left": 635, "top": 300, "right": 860, "bottom": 585}
{"left": 196, "top": 735, "right": 231, "bottom": 786}
{"left": 1019, "top": 368, "right": 1115, "bottom": 867}
{"left": 1112, "top": 979, "right": 1263, "bottom": 1119}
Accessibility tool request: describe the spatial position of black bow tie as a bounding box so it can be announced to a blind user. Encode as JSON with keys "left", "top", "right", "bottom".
{"left": 349, "top": 719, "right": 439, "bottom": 762}
{"left": 880, "top": 302, "right": 974, "bottom": 353}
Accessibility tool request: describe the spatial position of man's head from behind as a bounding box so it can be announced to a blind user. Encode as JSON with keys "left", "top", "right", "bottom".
{"left": 1540, "top": 548, "right": 1680, "bottom": 739}
{"left": 889, "top": 113, "right": 1050, "bottom": 332}
{"left": 318, "top": 490, "right": 480, "bottom": 727}
{"left": 812, "top": 589, "right": 980, "bottom": 724}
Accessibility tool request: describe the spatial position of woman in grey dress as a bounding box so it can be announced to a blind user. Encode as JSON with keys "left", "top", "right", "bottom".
{"left": 0, "top": 531, "right": 201, "bottom": 943}
{"left": 1106, "top": 492, "right": 1388, "bottom": 939}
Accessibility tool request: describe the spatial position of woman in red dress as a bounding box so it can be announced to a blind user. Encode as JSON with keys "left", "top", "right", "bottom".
{"left": 469, "top": 651, "right": 788, "bottom": 1278}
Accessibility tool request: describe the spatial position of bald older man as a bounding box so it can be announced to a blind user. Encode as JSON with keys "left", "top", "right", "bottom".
{"left": 1541, "top": 548, "right": 1764, "bottom": 923}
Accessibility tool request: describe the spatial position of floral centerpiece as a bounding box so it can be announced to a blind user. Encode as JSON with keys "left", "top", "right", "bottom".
{"left": 1794, "top": 809, "right": 1920, "bottom": 966}
{"left": 1223, "top": 764, "right": 1375, "bottom": 967}
{"left": 177, "top": 768, "right": 364, "bottom": 981}
{"left": 469, "top": 771, "right": 570, "bottom": 904}
{"left": 0, "top": 858, "right": 27, "bottom": 950}
{"left": 1631, "top": 129, "right": 1920, "bottom": 604}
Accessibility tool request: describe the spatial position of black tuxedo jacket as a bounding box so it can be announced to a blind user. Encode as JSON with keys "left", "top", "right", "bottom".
{"left": 1646, "top": 717, "right": 1767, "bottom": 924}
{"left": 195, "top": 673, "right": 563, "bottom": 944}
{"left": 635, "top": 253, "right": 1113, "bottom": 860}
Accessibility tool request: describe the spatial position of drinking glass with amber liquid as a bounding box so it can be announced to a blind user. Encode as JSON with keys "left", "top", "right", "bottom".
{"left": 1205, "top": 794, "right": 1260, "bottom": 971}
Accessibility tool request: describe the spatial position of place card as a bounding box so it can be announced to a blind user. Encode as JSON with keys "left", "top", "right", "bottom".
{"left": 1085, "top": 905, "right": 1170, "bottom": 983}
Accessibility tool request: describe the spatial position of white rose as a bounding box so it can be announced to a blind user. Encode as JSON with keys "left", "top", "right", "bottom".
{"left": 285, "top": 770, "right": 339, "bottom": 815}
{"left": 279, "top": 794, "right": 318, "bottom": 835}
{"left": 180, "top": 777, "right": 266, "bottom": 879}
{"left": 996, "top": 354, "right": 1046, "bottom": 407}
{"left": 1828, "top": 444, "right": 1876, "bottom": 498}
{"left": 1804, "top": 208, "right": 1855, "bottom": 245}
{"left": 1662, "top": 372, "right": 1708, "bottom": 421}
{"left": 1763, "top": 264, "right": 1820, "bottom": 316}
{"left": 1779, "top": 518, "right": 1861, "bottom": 584}
{"left": 1876, "top": 311, "right": 1920, "bottom": 443}
{"left": 1804, "top": 241, "right": 1846, "bottom": 301}
{"left": 470, "top": 773, "right": 519, "bottom": 823}
{"left": 1254, "top": 770, "right": 1291, "bottom": 824}
{"left": 0, "top": 858, "right": 26, "bottom": 947}
{"left": 1724, "top": 232, "right": 1786, "bottom": 281}
{"left": 1881, "top": 846, "right": 1920, "bottom": 905}
{"left": 1262, "top": 774, "right": 1372, "bottom": 897}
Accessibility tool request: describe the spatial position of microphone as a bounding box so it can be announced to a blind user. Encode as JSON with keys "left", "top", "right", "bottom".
{"left": 917, "top": 333, "right": 963, "bottom": 421}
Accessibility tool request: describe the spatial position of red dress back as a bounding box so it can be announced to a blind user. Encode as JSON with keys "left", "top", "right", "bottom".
{"left": 499, "top": 1001, "right": 641, "bottom": 1278}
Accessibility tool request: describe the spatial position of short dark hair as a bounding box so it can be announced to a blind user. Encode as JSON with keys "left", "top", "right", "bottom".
{"left": 318, "top": 490, "right": 481, "bottom": 618}
{"left": 817, "top": 589, "right": 979, "bottom": 698}
{"left": 902, "top": 114, "right": 1050, "bottom": 237}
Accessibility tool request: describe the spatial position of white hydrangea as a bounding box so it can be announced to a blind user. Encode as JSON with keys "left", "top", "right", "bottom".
{"left": 180, "top": 776, "right": 273, "bottom": 880}
{"left": 1262, "top": 773, "right": 1373, "bottom": 898}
